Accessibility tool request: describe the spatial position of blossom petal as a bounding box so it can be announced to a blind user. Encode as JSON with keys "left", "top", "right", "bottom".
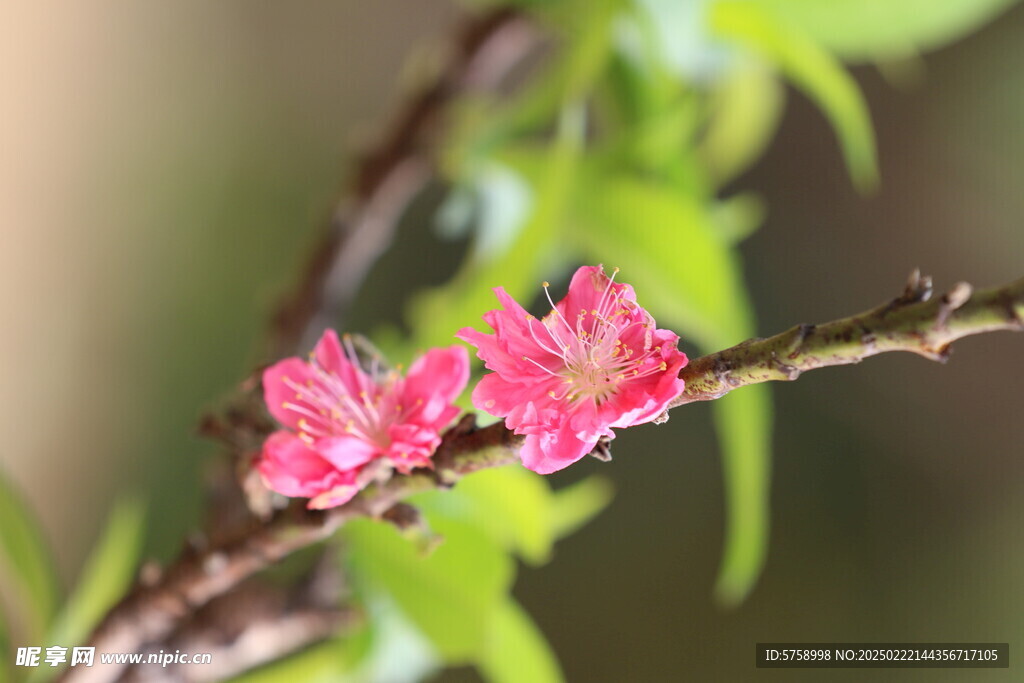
{"left": 314, "top": 329, "right": 366, "bottom": 397}
{"left": 519, "top": 421, "right": 596, "bottom": 475}
{"left": 308, "top": 484, "right": 361, "bottom": 509}
{"left": 558, "top": 265, "right": 638, "bottom": 324}
{"left": 258, "top": 431, "right": 344, "bottom": 498}
{"left": 262, "top": 358, "right": 322, "bottom": 431}
{"left": 313, "top": 435, "right": 379, "bottom": 471}
{"left": 403, "top": 345, "right": 470, "bottom": 410}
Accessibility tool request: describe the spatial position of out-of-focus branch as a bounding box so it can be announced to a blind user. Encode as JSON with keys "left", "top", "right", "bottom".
{"left": 64, "top": 271, "right": 1023, "bottom": 683}
{"left": 673, "top": 272, "right": 1024, "bottom": 406}
{"left": 60, "top": 420, "right": 521, "bottom": 683}
{"left": 267, "top": 7, "right": 537, "bottom": 357}
{"left": 117, "top": 558, "right": 356, "bottom": 683}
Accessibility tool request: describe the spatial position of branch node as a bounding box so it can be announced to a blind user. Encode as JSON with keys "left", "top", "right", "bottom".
{"left": 937, "top": 281, "right": 973, "bottom": 328}
{"left": 589, "top": 436, "right": 613, "bottom": 462}
{"left": 139, "top": 560, "right": 163, "bottom": 588}
{"left": 786, "top": 323, "right": 815, "bottom": 359}
{"left": 713, "top": 356, "right": 734, "bottom": 386}
{"left": 901, "top": 268, "right": 933, "bottom": 304}
{"left": 202, "top": 552, "right": 229, "bottom": 576}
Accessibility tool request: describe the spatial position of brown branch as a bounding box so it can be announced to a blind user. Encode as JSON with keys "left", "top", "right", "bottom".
{"left": 116, "top": 558, "right": 356, "bottom": 683}
{"left": 60, "top": 421, "right": 521, "bottom": 683}
{"left": 673, "top": 271, "right": 1024, "bottom": 406}
{"left": 64, "top": 271, "right": 1024, "bottom": 683}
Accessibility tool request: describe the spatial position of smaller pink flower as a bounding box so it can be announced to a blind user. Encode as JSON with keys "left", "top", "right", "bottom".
{"left": 457, "top": 265, "right": 687, "bottom": 474}
{"left": 259, "top": 330, "right": 469, "bottom": 509}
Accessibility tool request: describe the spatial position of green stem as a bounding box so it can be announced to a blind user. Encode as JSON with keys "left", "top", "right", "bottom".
{"left": 673, "top": 272, "right": 1024, "bottom": 406}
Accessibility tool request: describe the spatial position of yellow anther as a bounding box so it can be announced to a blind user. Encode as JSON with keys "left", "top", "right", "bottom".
{"left": 542, "top": 281, "right": 550, "bottom": 287}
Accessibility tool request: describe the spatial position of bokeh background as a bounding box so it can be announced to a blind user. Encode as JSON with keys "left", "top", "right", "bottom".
{"left": 3, "top": 1, "right": 1022, "bottom": 680}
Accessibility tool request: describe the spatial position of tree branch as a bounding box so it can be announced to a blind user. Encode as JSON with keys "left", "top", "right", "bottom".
{"left": 673, "top": 272, "right": 1024, "bottom": 406}
{"left": 60, "top": 421, "right": 521, "bottom": 683}
{"left": 64, "top": 272, "right": 1023, "bottom": 683}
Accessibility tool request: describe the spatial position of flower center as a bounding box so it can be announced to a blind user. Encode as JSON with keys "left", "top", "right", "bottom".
{"left": 524, "top": 270, "right": 669, "bottom": 404}
{"left": 280, "top": 335, "right": 398, "bottom": 447}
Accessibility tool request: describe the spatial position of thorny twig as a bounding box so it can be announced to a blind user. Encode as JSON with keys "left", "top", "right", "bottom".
{"left": 64, "top": 270, "right": 1023, "bottom": 683}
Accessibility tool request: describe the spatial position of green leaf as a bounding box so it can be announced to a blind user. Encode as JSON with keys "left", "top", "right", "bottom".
{"left": 710, "top": 0, "right": 879, "bottom": 192}
{"left": 0, "top": 467, "right": 60, "bottom": 641}
{"left": 549, "top": 476, "right": 615, "bottom": 540}
{"left": 710, "top": 192, "right": 767, "bottom": 245}
{"left": 711, "top": 386, "right": 772, "bottom": 606}
{"left": 406, "top": 103, "right": 586, "bottom": 352}
{"left": 479, "top": 599, "right": 564, "bottom": 683}
{"left": 43, "top": 497, "right": 145, "bottom": 651}
{"left": 699, "top": 60, "right": 786, "bottom": 186}
{"left": 567, "top": 173, "right": 771, "bottom": 604}
{"left": 740, "top": 0, "right": 1018, "bottom": 62}
{"left": 224, "top": 641, "right": 344, "bottom": 683}
{"left": 416, "top": 467, "right": 556, "bottom": 565}
{"left": 345, "top": 516, "right": 514, "bottom": 662}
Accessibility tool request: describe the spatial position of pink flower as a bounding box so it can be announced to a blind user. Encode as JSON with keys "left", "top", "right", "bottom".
{"left": 259, "top": 330, "right": 469, "bottom": 509}
{"left": 457, "top": 265, "right": 687, "bottom": 474}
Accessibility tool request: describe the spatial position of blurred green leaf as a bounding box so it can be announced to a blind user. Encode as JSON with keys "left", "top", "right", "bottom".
{"left": 407, "top": 103, "right": 586, "bottom": 352}
{"left": 711, "top": 386, "right": 772, "bottom": 606}
{"left": 39, "top": 498, "right": 145, "bottom": 666}
{"left": 0, "top": 467, "right": 60, "bottom": 642}
{"left": 549, "top": 476, "right": 615, "bottom": 540}
{"left": 225, "top": 641, "right": 344, "bottom": 683}
{"left": 436, "top": 162, "right": 533, "bottom": 263}
{"left": 710, "top": 0, "right": 879, "bottom": 192}
{"left": 405, "top": 1, "right": 614, "bottom": 353}
{"left": 699, "top": 60, "right": 786, "bottom": 186}
{"left": 417, "top": 467, "right": 556, "bottom": 565}
{"left": 347, "top": 590, "right": 440, "bottom": 683}
{"left": 479, "top": 599, "right": 564, "bottom": 683}
{"left": 568, "top": 173, "right": 770, "bottom": 603}
{"left": 741, "top": 0, "right": 1018, "bottom": 62}
{"left": 710, "top": 192, "right": 767, "bottom": 244}
{"left": 345, "top": 516, "right": 514, "bottom": 662}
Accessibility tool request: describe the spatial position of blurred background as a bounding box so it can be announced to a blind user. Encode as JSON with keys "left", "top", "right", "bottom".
{"left": 2, "top": 1, "right": 1022, "bottom": 681}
